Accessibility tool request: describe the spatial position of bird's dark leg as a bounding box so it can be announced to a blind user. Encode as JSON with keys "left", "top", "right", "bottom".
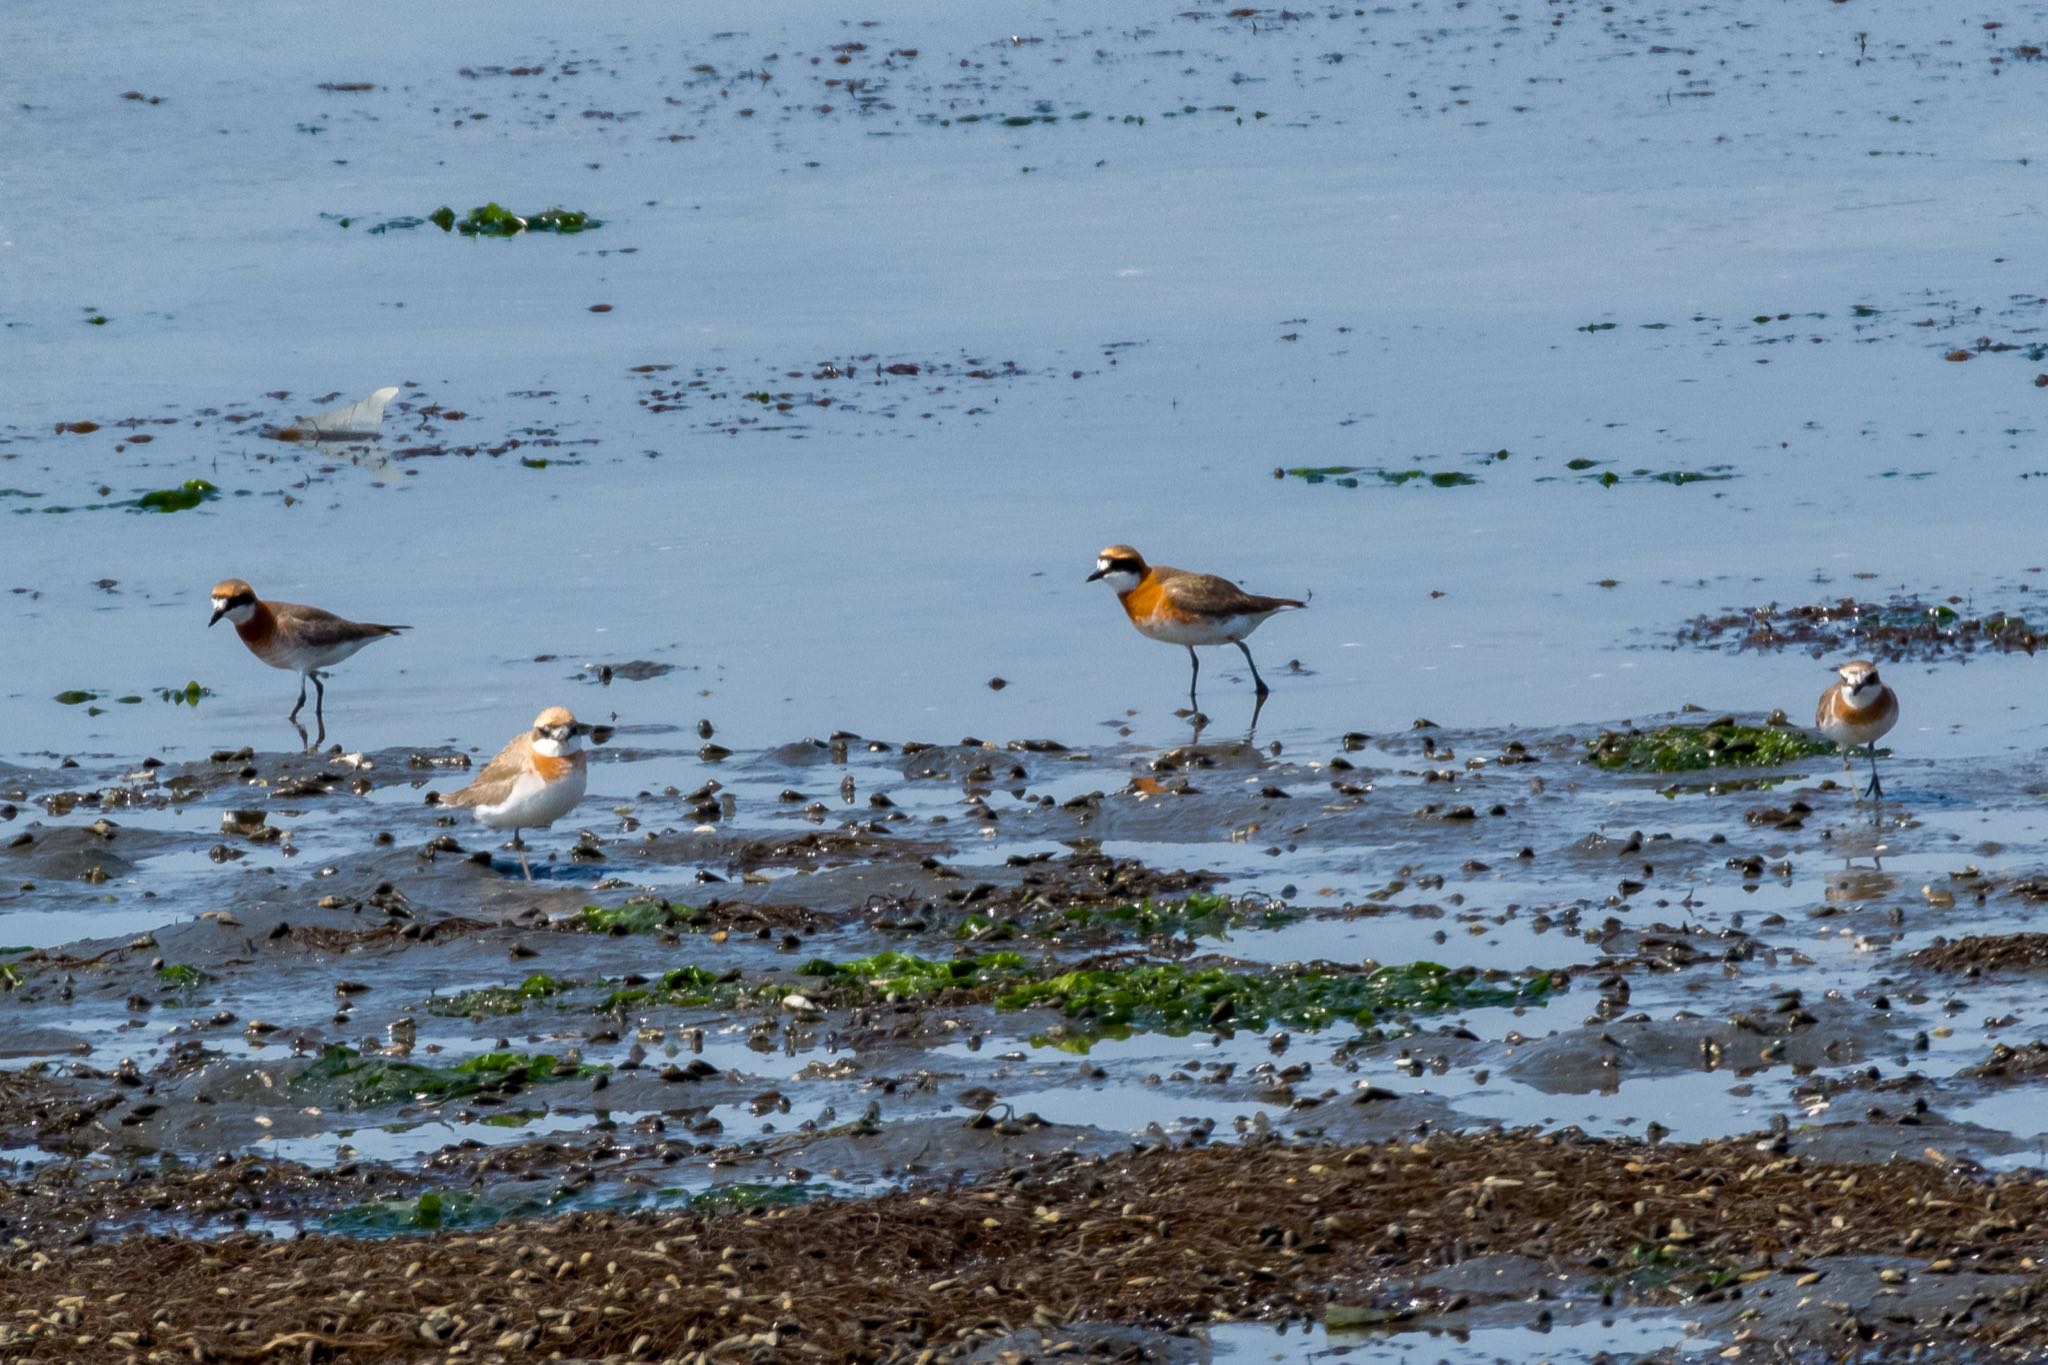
{"left": 312, "top": 672, "right": 327, "bottom": 726}
{"left": 1186, "top": 647, "right": 1200, "bottom": 709}
{"left": 1864, "top": 745, "right": 1884, "bottom": 801}
{"left": 289, "top": 674, "right": 308, "bottom": 722}
{"left": 1237, "top": 641, "right": 1271, "bottom": 699}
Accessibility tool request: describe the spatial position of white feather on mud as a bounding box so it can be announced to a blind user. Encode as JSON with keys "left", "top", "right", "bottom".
{"left": 268, "top": 386, "right": 401, "bottom": 442}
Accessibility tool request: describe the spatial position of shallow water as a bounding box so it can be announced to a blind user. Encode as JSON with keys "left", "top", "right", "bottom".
{"left": 1211, "top": 1313, "right": 1710, "bottom": 1363}
{"left": 7, "top": 0, "right": 2048, "bottom": 758}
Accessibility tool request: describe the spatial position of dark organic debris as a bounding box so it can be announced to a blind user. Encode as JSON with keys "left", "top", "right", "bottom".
{"left": 12, "top": 1134, "right": 2048, "bottom": 1358}
{"left": 1907, "top": 933, "right": 2048, "bottom": 974}
{"left": 1281, "top": 465, "right": 1478, "bottom": 488}
{"left": 1680, "top": 597, "right": 2041, "bottom": 659}
{"left": 432, "top": 203, "right": 601, "bottom": 236}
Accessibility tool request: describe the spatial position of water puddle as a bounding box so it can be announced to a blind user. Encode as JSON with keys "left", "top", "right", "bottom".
{"left": 1211, "top": 1313, "right": 1711, "bottom": 1363}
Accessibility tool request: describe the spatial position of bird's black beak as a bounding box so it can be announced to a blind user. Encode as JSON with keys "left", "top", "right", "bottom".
{"left": 1086, "top": 567, "right": 1107, "bottom": 582}
{"left": 207, "top": 604, "right": 226, "bottom": 627}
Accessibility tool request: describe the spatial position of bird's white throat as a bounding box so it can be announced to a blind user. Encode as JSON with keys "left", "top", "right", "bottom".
{"left": 1094, "top": 566, "right": 1141, "bottom": 593}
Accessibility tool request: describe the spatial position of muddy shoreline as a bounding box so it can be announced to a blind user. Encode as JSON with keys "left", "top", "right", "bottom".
{"left": 9, "top": 1132, "right": 2048, "bottom": 1361}
{"left": 0, "top": 713, "right": 2046, "bottom": 1360}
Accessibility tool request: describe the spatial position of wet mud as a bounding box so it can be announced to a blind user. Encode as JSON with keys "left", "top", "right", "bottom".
{"left": 2, "top": 710, "right": 2048, "bottom": 1359}
{"left": 1680, "top": 597, "right": 2045, "bottom": 662}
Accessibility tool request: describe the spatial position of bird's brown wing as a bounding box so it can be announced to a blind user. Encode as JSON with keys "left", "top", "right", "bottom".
{"left": 442, "top": 733, "right": 530, "bottom": 809}
{"left": 269, "top": 600, "right": 408, "bottom": 648}
{"left": 1156, "top": 566, "right": 1304, "bottom": 618}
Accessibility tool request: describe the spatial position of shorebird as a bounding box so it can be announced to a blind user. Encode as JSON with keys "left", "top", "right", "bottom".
{"left": 1816, "top": 659, "right": 1899, "bottom": 800}
{"left": 208, "top": 579, "right": 406, "bottom": 741}
{"left": 1088, "top": 545, "right": 1305, "bottom": 708}
{"left": 439, "top": 706, "right": 592, "bottom": 879}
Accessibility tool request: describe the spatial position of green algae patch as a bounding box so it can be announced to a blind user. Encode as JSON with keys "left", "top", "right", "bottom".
{"left": 159, "top": 681, "right": 211, "bottom": 706}
{"left": 1284, "top": 466, "right": 1477, "bottom": 489}
{"left": 598, "top": 965, "right": 743, "bottom": 1013}
{"left": 597, "top": 954, "right": 1030, "bottom": 1015}
{"left": 577, "top": 900, "right": 701, "bottom": 935}
{"left": 289, "top": 1046, "right": 600, "bottom": 1110}
{"left": 1051, "top": 893, "right": 1292, "bottom": 939}
{"left": 136, "top": 479, "right": 218, "bottom": 513}
{"left": 797, "top": 951, "right": 1032, "bottom": 1000}
{"left": 326, "top": 1191, "right": 495, "bottom": 1235}
{"left": 53, "top": 690, "right": 99, "bottom": 706}
{"left": 428, "top": 973, "right": 573, "bottom": 1017}
{"left": 999, "top": 960, "right": 1555, "bottom": 1040}
{"left": 435, "top": 202, "right": 601, "bottom": 237}
{"left": 1586, "top": 719, "right": 1835, "bottom": 773}
{"left": 155, "top": 963, "right": 208, "bottom": 989}
{"left": 680, "top": 1182, "right": 822, "bottom": 1213}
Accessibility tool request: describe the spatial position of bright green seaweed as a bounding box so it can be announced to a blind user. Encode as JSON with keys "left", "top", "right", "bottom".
{"left": 1586, "top": 721, "right": 1836, "bottom": 773}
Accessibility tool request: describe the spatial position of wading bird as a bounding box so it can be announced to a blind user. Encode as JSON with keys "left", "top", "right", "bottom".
{"left": 1088, "top": 545, "right": 1305, "bottom": 709}
{"left": 1816, "top": 659, "right": 1899, "bottom": 800}
{"left": 438, "top": 706, "right": 592, "bottom": 879}
{"left": 208, "top": 578, "right": 406, "bottom": 745}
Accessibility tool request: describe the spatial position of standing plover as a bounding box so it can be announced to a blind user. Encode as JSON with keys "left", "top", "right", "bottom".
{"left": 208, "top": 578, "right": 405, "bottom": 740}
{"left": 439, "top": 706, "right": 592, "bottom": 879}
{"left": 1816, "top": 660, "right": 1899, "bottom": 800}
{"left": 1088, "top": 545, "right": 1305, "bottom": 707}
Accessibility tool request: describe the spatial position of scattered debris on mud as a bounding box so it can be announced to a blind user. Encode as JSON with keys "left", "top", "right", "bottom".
{"left": 1680, "top": 598, "right": 2043, "bottom": 659}
{"left": 12, "top": 1134, "right": 2048, "bottom": 1360}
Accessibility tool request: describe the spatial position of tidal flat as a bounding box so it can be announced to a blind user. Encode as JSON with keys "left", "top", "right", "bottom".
{"left": 6, "top": 0, "right": 2048, "bottom": 1359}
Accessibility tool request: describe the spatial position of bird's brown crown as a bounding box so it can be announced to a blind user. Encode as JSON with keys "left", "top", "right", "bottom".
{"left": 1095, "top": 545, "right": 1147, "bottom": 571}
{"left": 533, "top": 706, "right": 578, "bottom": 731}
{"left": 211, "top": 578, "right": 256, "bottom": 604}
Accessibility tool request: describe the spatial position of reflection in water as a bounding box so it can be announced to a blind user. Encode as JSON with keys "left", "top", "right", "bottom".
{"left": 1825, "top": 863, "right": 1898, "bottom": 906}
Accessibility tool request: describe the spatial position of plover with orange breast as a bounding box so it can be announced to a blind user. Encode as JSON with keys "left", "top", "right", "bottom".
{"left": 208, "top": 578, "right": 406, "bottom": 739}
{"left": 1088, "top": 545, "right": 1305, "bottom": 707}
{"left": 438, "top": 706, "right": 592, "bottom": 879}
{"left": 1815, "top": 659, "right": 1899, "bottom": 800}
